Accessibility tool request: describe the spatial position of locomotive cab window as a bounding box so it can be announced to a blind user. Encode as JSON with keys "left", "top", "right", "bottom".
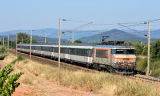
{"left": 112, "top": 49, "right": 135, "bottom": 54}
{"left": 116, "top": 49, "right": 124, "bottom": 54}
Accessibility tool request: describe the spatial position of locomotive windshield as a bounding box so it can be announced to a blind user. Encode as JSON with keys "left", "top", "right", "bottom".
{"left": 112, "top": 49, "right": 135, "bottom": 54}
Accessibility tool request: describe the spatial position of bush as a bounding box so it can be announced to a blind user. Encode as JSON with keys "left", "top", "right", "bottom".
{"left": 0, "top": 47, "right": 6, "bottom": 54}
{"left": 0, "top": 62, "right": 23, "bottom": 95}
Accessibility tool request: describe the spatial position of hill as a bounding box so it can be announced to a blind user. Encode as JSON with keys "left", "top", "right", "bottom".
{"left": 0, "top": 35, "right": 68, "bottom": 43}
{"left": 0, "top": 28, "right": 160, "bottom": 43}
{"left": 79, "top": 29, "right": 148, "bottom": 43}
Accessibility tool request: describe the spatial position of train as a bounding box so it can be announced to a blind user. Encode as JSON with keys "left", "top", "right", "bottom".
{"left": 17, "top": 43, "right": 136, "bottom": 73}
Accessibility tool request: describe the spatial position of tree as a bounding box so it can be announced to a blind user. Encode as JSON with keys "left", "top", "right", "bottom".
{"left": 141, "top": 45, "right": 148, "bottom": 55}
{"left": 151, "top": 40, "right": 160, "bottom": 59}
{"left": 134, "top": 42, "right": 143, "bottom": 55}
{"left": 74, "top": 40, "right": 82, "bottom": 43}
{"left": 126, "top": 41, "right": 133, "bottom": 46}
{"left": 17, "top": 33, "right": 37, "bottom": 44}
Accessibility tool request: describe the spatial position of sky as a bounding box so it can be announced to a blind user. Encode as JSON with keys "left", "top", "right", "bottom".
{"left": 0, "top": 0, "right": 160, "bottom": 32}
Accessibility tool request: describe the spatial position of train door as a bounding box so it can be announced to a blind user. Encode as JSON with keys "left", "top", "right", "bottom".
{"left": 87, "top": 49, "right": 93, "bottom": 63}
{"left": 51, "top": 47, "right": 55, "bottom": 57}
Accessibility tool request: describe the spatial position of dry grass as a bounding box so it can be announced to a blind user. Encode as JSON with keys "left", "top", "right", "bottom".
{"left": 4, "top": 54, "right": 160, "bottom": 96}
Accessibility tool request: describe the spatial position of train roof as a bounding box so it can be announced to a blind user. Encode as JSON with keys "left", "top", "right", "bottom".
{"left": 95, "top": 45, "right": 135, "bottom": 49}
{"left": 18, "top": 43, "right": 135, "bottom": 49}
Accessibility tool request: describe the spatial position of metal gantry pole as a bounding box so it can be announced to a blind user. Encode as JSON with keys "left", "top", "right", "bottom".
{"left": 58, "top": 17, "right": 62, "bottom": 84}
{"left": 147, "top": 21, "right": 150, "bottom": 76}
{"left": 72, "top": 30, "right": 74, "bottom": 43}
{"left": 58, "top": 18, "right": 61, "bottom": 70}
{"left": 16, "top": 34, "right": 18, "bottom": 56}
{"left": 44, "top": 33, "right": 47, "bottom": 44}
{"left": 30, "top": 30, "right": 32, "bottom": 59}
{"left": 8, "top": 35, "right": 9, "bottom": 49}
{"left": 0, "top": 37, "right": 1, "bottom": 46}
{"left": 10, "top": 39, "right": 12, "bottom": 49}
{"left": 2, "top": 37, "right": 4, "bottom": 47}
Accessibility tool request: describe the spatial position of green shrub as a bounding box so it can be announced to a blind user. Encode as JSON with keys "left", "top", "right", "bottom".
{"left": 0, "top": 63, "right": 23, "bottom": 96}
{"left": 0, "top": 47, "right": 6, "bottom": 54}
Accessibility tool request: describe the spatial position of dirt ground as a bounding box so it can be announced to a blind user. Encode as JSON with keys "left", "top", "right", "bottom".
{"left": 1, "top": 54, "right": 103, "bottom": 96}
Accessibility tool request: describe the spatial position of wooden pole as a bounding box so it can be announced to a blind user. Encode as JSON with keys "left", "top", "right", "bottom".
{"left": 58, "top": 18, "right": 61, "bottom": 84}
{"left": 30, "top": 30, "right": 32, "bottom": 59}
{"left": 147, "top": 21, "right": 150, "bottom": 76}
{"left": 58, "top": 18, "right": 61, "bottom": 70}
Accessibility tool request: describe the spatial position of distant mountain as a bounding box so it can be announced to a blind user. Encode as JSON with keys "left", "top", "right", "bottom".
{"left": 122, "top": 29, "right": 160, "bottom": 39}
{"left": 0, "top": 28, "right": 98, "bottom": 40}
{"left": 0, "top": 28, "right": 59, "bottom": 38}
{"left": 79, "top": 29, "right": 148, "bottom": 43}
{"left": 0, "top": 28, "right": 160, "bottom": 43}
{"left": 0, "top": 35, "right": 68, "bottom": 43}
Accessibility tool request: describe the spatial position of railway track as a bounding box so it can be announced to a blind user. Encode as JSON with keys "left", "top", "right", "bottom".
{"left": 8, "top": 50, "right": 160, "bottom": 83}
{"left": 130, "top": 74, "right": 160, "bottom": 83}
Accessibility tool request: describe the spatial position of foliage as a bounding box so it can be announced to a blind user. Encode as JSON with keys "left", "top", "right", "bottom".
{"left": 134, "top": 42, "right": 143, "bottom": 55}
{"left": 74, "top": 40, "right": 82, "bottom": 43}
{"left": 0, "top": 63, "right": 23, "bottom": 96}
{"left": 67, "top": 41, "right": 72, "bottom": 43}
{"left": 16, "top": 55, "right": 24, "bottom": 61}
{"left": 136, "top": 57, "right": 147, "bottom": 72}
{"left": 125, "top": 41, "right": 133, "bottom": 46}
{"left": 141, "top": 45, "right": 147, "bottom": 55}
{"left": 67, "top": 40, "right": 82, "bottom": 43}
{"left": 0, "top": 46, "right": 7, "bottom": 59}
{"left": 0, "top": 47, "right": 6, "bottom": 54}
{"left": 17, "top": 32, "right": 37, "bottom": 44}
{"left": 151, "top": 40, "right": 160, "bottom": 59}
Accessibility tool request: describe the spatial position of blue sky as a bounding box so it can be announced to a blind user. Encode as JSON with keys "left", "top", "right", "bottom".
{"left": 0, "top": 0, "right": 160, "bottom": 32}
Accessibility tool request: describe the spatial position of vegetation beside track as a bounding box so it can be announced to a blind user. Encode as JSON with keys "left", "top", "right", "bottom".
{"left": 134, "top": 40, "right": 160, "bottom": 77}
{"left": 4, "top": 53, "right": 160, "bottom": 96}
{"left": 0, "top": 55, "right": 23, "bottom": 96}
{"left": 136, "top": 57, "right": 160, "bottom": 77}
{"left": 0, "top": 46, "right": 7, "bottom": 60}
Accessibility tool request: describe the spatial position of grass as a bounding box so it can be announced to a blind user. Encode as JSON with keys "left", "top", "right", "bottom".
{"left": 136, "top": 57, "right": 147, "bottom": 72}
{"left": 5, "top": 54, "right": 160, "bottom": 96}
{"left": 17, "top": 56, "right": 160, "bottom": 96}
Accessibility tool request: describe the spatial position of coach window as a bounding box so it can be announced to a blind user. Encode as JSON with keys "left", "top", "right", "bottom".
{"left": 41, "top": 47, "right": 44, "bottom": 51}
{"left": 60, "top": 48, "right": 65, "bottom": 53}
{"left": 87, "top": 50, "right": 92, "bottom": 57}
{"left": 31, "top": 46, "right": 35, "bottom": 50}
{"left": 50, "top": 47, "right": 53, "bottom": 52}
{"left": 54, "top": 47, "right": 58, "bottom": 52}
